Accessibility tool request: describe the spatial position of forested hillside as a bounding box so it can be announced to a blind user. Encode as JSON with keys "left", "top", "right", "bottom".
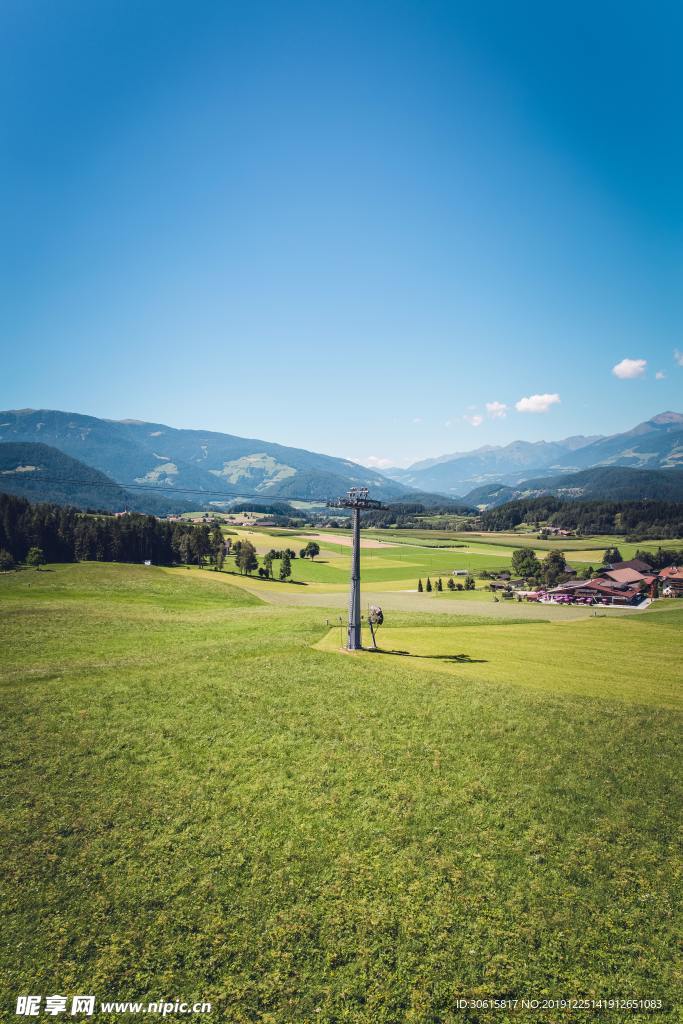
{"left": 480, "top": 496, "right": 683, "bottom": 539}
{"left": 0, "top": 442, "right": 187, "bottom": 514}
{"left": 464, "top": 466, "right": 683, "bottom": 508}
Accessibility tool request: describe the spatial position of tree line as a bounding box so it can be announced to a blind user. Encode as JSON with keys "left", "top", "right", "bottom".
{"left": 231, "top": 540, "right": 320, "bottom": 581}
{"left": 480, "top": 497, "right": 683, "bottom": 538}
{"left": 417, "top": 575, "right": 476, "bottom": 592}
{"left": 354, "top": 501, "right": 472, "bottom": 530}
{"left": 0, "top": 493, "right": 225, "bottom": 568}
{"left": 0, "top": 494, "right": 326, "bottom": 582}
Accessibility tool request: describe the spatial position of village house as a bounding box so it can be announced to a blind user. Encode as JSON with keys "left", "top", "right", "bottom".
{"left": 602, "top": 567, "right": 650, "bottom": 586}
{"left": 583, "top": 579, "right": 644, "bottom": 605}
{"left": 659, "top": 566, "right": 683, "bottom": 597}
{"left": 544, "top": 578, "right": 644, "bottom": 605}
{"left": 604, "top": 558, "right": 654, "bottom": 574}
{"left": 538, "top": 557, "right": 681, "bottom": 605}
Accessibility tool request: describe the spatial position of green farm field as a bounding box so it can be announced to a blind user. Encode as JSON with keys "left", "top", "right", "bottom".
{"left": 1, "top": 562, "right": 681, "bottom": 1022}
{"left": 225, "top": 528, "right": 525, "bottom": 592}
{"left": 361, "top": 528, "right": 683, "bottom": 561}
{"left": 221, "top": 526, "right": 683, "bottom": 594}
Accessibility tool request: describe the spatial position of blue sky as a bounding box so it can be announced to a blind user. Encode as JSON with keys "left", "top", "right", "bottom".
{"left": 2, "top": 0, "right": 682, "bottom": 467}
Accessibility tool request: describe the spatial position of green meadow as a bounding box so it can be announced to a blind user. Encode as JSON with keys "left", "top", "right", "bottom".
{"left": 225, "top": 527, "right": 683, "bottom": 595}
{"left": 362, "top": 528, "right": 683, "bottom": 562}
{"left": 222, "top": 529, "right": 521, "bottom": 592}
{"left": 1, "top": 562, "right": 681, "bottom": 1022}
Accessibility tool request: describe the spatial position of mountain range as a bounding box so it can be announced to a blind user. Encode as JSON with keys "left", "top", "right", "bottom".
{"left": 386, "top": 412, "right": 683, "bottom": 495}
{"left": 0, "top": 408, "right": 682, "bottom": 513}
{"left": 0, "top": 409, "right": 415, "bottom": 506}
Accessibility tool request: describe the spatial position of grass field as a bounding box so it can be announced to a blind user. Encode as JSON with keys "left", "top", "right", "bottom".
{"left": 224, "top": 529, "right": 524, "bottom": 593}
{"left": 361, "top": 529, "right": 683, "bottom": 562}
{"left": 231, "top": 529, "right": 683, "bottom": 593}
{"left": 1, "top": 562, "right": 681, "bottom": 1022}
{"left": 317, "top": 608, "right": 683, "bottom": 708}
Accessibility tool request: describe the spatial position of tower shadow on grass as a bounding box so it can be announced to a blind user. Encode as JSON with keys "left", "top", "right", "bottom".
{"left": 374, "top": 649, "right": 488, "bottom": 664}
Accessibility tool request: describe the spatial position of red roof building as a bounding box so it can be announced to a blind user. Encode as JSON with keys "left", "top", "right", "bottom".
{"left": 607, "top": 558, "right": 654, "bottom": 573}
{"left": 582, "top": 579, "right": 642, "bottom": 604}
{"left": 659, "top": 566, "right": 683, "bottom": 596}
{"left": 603, "top": 567, "right": 647, "bottom": 586}
{"left": 545, "top": 577, "right": 644, "bottom": 605}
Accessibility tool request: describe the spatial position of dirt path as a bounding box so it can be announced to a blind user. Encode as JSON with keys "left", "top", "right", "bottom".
{"left": 249, "top": 587, "right": 635, "bottom": 621}
{"left": 304, "top": 532, "right": 399, "bottom": 549}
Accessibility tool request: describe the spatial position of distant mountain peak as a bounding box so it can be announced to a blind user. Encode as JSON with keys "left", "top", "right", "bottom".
{"left": 649, "top": 411, "right": 683, "bottom": 425}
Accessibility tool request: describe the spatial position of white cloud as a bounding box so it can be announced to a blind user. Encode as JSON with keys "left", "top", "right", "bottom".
{"left": 655, "top": 371, "right": 666, "bottom": 380}
{"left": 347, "top": 455, "right": 396, "bottom": 469}
{"left": 463, "top": 414, "right": 484, "bottom": 427}
{"left": 444, "top": 419, "right": 452, "bottom": 427}
{"left": 412, "top": 417, "right": 422, "bottom": 424}
{"left": 486, "top": 401, "right": 507, "bottom": 419}
{"left": 515, "top": 393, "right": 561, "bottom": 414}
{"left": 674, "top": 349, "right": 683, "bottom": 367}
{"left": 612, "top": 358, "right": 646, "bottom": 379}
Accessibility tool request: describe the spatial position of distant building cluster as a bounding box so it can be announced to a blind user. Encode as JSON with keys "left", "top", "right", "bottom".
{"left": 524, "top": 558, "right": 682, "bottom": 607}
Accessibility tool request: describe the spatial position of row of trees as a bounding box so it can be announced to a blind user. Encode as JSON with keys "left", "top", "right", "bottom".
{"left": 346, "top": 501, "right": 472, "bottom": 530}
{"left": 232, "top": 541, "right": 296, "bottom": 581}
{"left": 510, "top": 548, "right": 570, "bottom": 588}
{"left": 603, "top": 545, "right": 683, "bottom": 570}
{"left": 417, "top": 575, "right": 476, "bottom": 592}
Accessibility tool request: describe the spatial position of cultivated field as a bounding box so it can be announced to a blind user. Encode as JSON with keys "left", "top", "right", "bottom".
{"left": 219, "top": 526, "right": 683, "bottom": 599}
{"left": 362, "top": 528, "right": 683, "bottom": 562}
{"left": 1, "top": 562, "right": 681, "bottom": 1021}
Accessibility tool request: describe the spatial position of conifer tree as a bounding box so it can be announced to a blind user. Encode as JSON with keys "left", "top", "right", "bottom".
{"left": 426, "top": 576, "right": 432, "bottom": 592}
{"left": 447, "top": 577, "right": 455, "bottom": 591}
{"left": 417, "top": 578, "right": 423, "bottom": 592}
{"left": 436, "top": 577, "right": 443, "bottom": 591}
{"left": 280, "top": 550, "right": 292, "bottom": 581}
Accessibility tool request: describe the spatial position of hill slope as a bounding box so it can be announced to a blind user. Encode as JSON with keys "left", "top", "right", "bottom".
{"left": 0, "top": 409, "right": 414, "bottom": 503}
{"left": 553, "top": 412, "right": 683, "bottom": 472}
{"left": 463, "top": 465, "right": 683, "bottom": 509}
{"left": 0, "top": 442, "right": 187, "bottom": 514}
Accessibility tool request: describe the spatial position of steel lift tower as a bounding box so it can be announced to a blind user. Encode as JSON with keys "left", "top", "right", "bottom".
{"left": 327, "top": 487, "right": 387, "bottom": 650}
